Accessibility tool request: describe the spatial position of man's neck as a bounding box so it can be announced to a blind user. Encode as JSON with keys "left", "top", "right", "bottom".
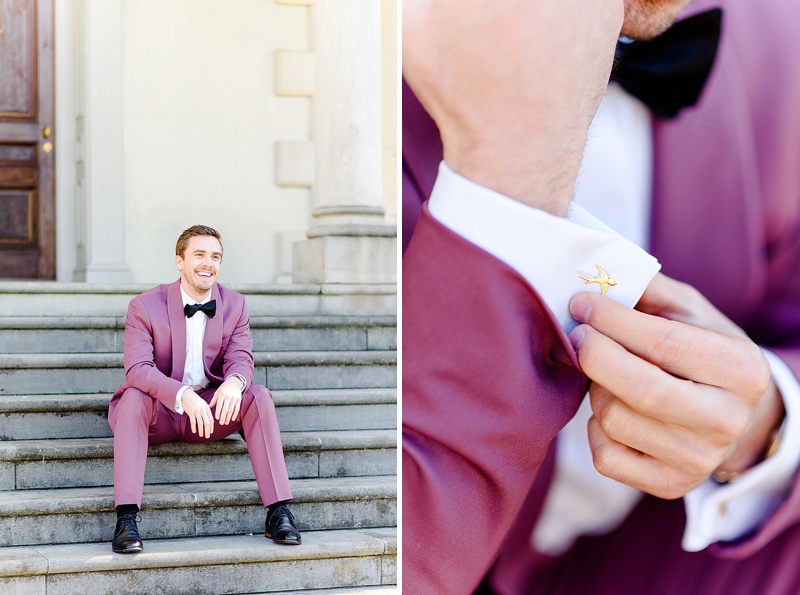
{"left": 180, "top": 280, "right": 212, "bottom": 303}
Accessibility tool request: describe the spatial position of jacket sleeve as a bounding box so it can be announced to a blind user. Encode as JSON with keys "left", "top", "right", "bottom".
{"left": 402, "top": 208, "right": 588, "bottom": 594}
{"left": 123, "top": 296, "right": 185, "bottom": 411}
{"left": 221, "top": 295, "right": 255, "bottom": 390}
{"left": 710, "top": 219, "right": 800, "bottom": 558}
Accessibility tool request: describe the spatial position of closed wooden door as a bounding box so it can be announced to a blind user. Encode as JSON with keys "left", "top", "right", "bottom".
{"left": 0, "top": 0, "right": 55, "bottom": 278}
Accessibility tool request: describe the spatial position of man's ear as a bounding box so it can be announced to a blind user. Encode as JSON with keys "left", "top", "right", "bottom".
{"left": 175, "top": 254, "right": 183, "bottom": 270}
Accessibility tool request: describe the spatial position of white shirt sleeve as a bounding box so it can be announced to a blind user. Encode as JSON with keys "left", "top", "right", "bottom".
{"left": 682, "top": 349, "right": 800, "bottom": 551}
{"left": 427, "top": 162, "right": 661, "bottom": 332}
{"left": 175, "top": 385, "right": 189, "bottom": 414}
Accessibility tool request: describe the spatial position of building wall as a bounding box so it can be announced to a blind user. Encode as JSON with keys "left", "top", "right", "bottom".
{"left": 54, "top": 0, "right": 397, "bottom": 284}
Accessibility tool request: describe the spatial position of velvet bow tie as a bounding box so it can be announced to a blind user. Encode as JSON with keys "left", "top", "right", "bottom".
{"left": 610, "top": 8, "right": 722, "bottom": 119}
{"left": 184, "top": 300, "right": 216, "bottom": 319}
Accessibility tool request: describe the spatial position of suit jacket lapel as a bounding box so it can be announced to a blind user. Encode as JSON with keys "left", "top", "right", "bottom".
{"left": 203, "top": 283, "right": 223, "bottom": 379}
{"left": 402, "top": 79, "right": 443, "bottom": 202}
{"left": 650, "top": 5, "right": 766, "bottom": 324}
{"left": 167, "top": 279, "right": 187, "bottom": 382}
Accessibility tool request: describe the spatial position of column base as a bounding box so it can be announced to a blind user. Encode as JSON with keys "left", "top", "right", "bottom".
{"left": 293, "top": 235, "right": 396, "bottom": 285}
{"left": 73, "top": 263, "right": 132, "bottom": 283}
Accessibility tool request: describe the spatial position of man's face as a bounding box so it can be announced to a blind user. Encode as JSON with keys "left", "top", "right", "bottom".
{"left": 621, "top": 0, "right": 694, "bottom": 39}
{"left": 175, "top": 235, "right": 222, "bottom": 300}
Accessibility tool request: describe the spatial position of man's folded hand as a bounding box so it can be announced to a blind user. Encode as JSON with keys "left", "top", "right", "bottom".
{"left": 568, "top": 273, "right": 784, "bottom": 499}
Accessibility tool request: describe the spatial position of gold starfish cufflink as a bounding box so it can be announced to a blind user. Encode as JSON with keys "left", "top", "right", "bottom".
{"left": 580, "top": 264, "right": 617, "bottom": 296}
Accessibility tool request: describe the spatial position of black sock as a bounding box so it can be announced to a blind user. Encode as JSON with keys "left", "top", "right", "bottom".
{"left": 267, "top": 500, "right": 289, "bottom": 517}
{"left": 116, "top": 504, "right": 139, "bottom": 518}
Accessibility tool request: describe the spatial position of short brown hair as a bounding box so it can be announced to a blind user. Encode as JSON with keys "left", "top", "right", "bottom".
{"left": 175, "top": 225, "right": 223, "bottom": 258}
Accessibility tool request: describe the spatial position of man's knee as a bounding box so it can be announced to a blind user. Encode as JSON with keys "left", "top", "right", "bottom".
{"left": 242, "top": 384, "right": 274, "bottom": 413}
{"left": 112, "top": 388, "right": 157, "bottom": 426}
{"left": 249, "top": 383, "right": 272, "bottom": 400}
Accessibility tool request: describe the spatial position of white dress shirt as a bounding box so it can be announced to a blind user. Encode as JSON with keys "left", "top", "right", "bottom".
{"left": 426, "top": 83, "right": 800, "bottom": 554}
{"left": 174, "top": 286, "right": 213, "bottom": 414}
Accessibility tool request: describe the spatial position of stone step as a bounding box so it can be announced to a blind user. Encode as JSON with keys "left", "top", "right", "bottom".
{"left": 0, "top": 430, "right": 397, "bottom": 491}
{"left": 0, "top": 315, "right": 396, "bottom": 354}
{"left": 0, "top": 528, "right": 396, "bottom": 594}
{"left": 0, "top": 475, "right": 396, "bottom": 547}
{"left": 0, "top": 388, "right": 397, "bottom": 440}
{"left": 270, "top": 588, "right": 397, "bottom": 595}
{"left": 0, "top": 282, "right": 396, "bottom": 317}
{"left": 0, "top": 351, "right": 397, "bottom": 395}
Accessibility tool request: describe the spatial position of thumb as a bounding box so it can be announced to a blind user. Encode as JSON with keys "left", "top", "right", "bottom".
{"left": 636, "top": 272, "right": 746, "bottom": 339}
{"left": 635, "top": 273, "right": 685, "bottom": 317}
{"left": 208, "top": 392, "right": 218, "bottom": 408}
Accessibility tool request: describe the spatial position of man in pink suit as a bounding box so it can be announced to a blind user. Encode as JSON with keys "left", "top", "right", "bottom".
{"left": 403, "top": 0, "right": 800, "bottom": 592}
{"left": 108, "top": 225, "right": 299, "bottom": 553}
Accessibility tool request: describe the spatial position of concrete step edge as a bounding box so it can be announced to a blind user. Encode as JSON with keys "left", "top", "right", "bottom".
{"left": 0, "top": 430, "right": 397, "bottom": 461}
{"left": 0, "top": 350, "right": 397, "bottom": 369}
{"left": 270, "top": 588, "right": 397, "bottom": 595}
{"left": 0, "top": 282, "right": 323, "bottom": 295}
{"left": 262, "top": 588, "right": 397, "bottom": 595}
{"left": 0, "top": 528, "right": 397, "bottom": 577}
{"left": 0, "top": 389, "right": 398, "bottom": 413}
{"left": 0, "top": 315, "right": 396, "bottom": 330}
{"left": 0, "top": 282, "right": 395, "bottom": 296}
{"left": 0, "top": 476, "right": 397, "bottom": 517}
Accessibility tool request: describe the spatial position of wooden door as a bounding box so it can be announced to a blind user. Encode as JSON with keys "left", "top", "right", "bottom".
{"left": 0, "top": 0, "right": 55, "bottom": 279}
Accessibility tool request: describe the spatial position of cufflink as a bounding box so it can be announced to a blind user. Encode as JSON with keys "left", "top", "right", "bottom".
{"left": 580, "top": 264, "right": 618, "bottom": 296}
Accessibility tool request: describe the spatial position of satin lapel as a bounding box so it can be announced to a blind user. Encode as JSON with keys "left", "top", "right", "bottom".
{"left": 167, "top": 280, "right": 187, "bottom": 382}
{"left": 203, "top": 283, "right": 223, "bottom": 378}
{"left": 402, "top": 79, "right": 443, "bottom": 202}
{"left": 650, "top": 10, "right": 766, "bottom": 325}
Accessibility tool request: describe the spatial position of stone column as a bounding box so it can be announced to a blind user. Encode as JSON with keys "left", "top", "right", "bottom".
{"left": 293, "top": 0, "right": 396, "bottom": 286}
{"left": 73, "top": 0, "right": 131, "bottom": 282}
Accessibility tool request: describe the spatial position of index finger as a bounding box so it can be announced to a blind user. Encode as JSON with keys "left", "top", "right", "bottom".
{"left": 569, "top": 292, "right": 765, "bottom": 390}
{"left": 218, "top": 397, "right": 232, "bottom": 425}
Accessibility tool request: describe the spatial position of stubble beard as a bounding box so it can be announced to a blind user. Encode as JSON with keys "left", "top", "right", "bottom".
{"left": 183, "top": 268, "right": 215, "bottom": 298}
{"left": 620, "top": 0, "right": 691, "bottom": 40}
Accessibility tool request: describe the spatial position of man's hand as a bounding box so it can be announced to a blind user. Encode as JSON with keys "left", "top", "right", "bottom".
{"left": 403, "top": 0, "right": 624, "bottom": 216}
{"left": 568, "top": 273, "right": 784, "bottom": 499}
{"left": 209, "top": 376, "right": 244, "bottom": 426}
{"left": 182, "top": 390, "right": 215, "bottom": 439}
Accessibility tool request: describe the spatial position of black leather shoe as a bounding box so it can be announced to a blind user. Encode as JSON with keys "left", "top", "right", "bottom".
{"left": 265, "top": 505, "right": 301, "bottom": 545}
{"left": 112, "top": 512, "right": 143, "bottom": 553}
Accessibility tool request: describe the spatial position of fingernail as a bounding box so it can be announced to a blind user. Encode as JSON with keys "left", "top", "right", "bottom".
{"left": 569, "top": 325, "right": 585, "bottom": 351}
{"left": 570, "top": 294, "right": 591, "bottom": 323}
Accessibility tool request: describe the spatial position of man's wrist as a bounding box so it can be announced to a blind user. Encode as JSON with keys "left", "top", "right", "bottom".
{"left": 226, "top": 374, "right": 246, "bottom": 392}
{"left": 175, "top": 385, "right": 190, "bottom": 414}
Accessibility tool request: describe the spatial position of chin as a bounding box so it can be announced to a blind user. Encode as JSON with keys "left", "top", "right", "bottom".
{"left": 621, "top": 0, "right": 689, "bottom": 40}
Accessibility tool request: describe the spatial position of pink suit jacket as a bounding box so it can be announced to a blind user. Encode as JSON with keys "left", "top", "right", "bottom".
{"left": 403, "top": 0, "right": 800, "bottom": 593}
{"left": 110, "top": 279, "right": 255, "bottom": 415}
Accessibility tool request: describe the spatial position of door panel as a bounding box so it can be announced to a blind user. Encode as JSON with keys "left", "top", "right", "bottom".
{"left": 0, "top": 0, "right": 55, "bottom": 278}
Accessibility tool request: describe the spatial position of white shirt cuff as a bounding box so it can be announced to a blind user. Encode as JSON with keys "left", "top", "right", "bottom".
{"left": 427, "top": 162, "right": 661, "bottom": 331}
{"left": 175, "top": 385, "right": 189, "bottom": 415}
{"left": 682, "top": 349, "right": 800, "bottom": 551}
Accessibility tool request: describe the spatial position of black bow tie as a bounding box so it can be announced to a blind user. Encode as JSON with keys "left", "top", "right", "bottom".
{"left": 610, "top": 8, "right": 722, "bottom": 119}
{"left": 184, "top": 300, "right": 216, "bottom": 319}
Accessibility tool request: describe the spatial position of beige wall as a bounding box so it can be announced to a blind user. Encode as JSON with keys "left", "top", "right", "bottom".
{"left": 382, "top": 0, "right": 398, "bottom": 224}
{"left": 122, "top": 0, "right": 311, "bottom": 285}
{"left": 55, "top": 0, "right": 397, "bottom": 284}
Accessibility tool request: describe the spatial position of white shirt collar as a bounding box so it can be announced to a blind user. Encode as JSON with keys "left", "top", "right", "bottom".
{"left": 179, "top": 284, "right": 212, "bottom": 306}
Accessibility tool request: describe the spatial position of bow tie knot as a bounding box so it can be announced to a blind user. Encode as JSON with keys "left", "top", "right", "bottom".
{"left": 184, "top": 300, "right": 216, "bottom": 319}
{"left": 610, "top": 8, "right": 722, "bottom": 119}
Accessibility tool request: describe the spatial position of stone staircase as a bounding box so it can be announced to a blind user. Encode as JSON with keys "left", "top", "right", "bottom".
{"left": 0, "top": 283, "right": 397, "bottom": 594}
